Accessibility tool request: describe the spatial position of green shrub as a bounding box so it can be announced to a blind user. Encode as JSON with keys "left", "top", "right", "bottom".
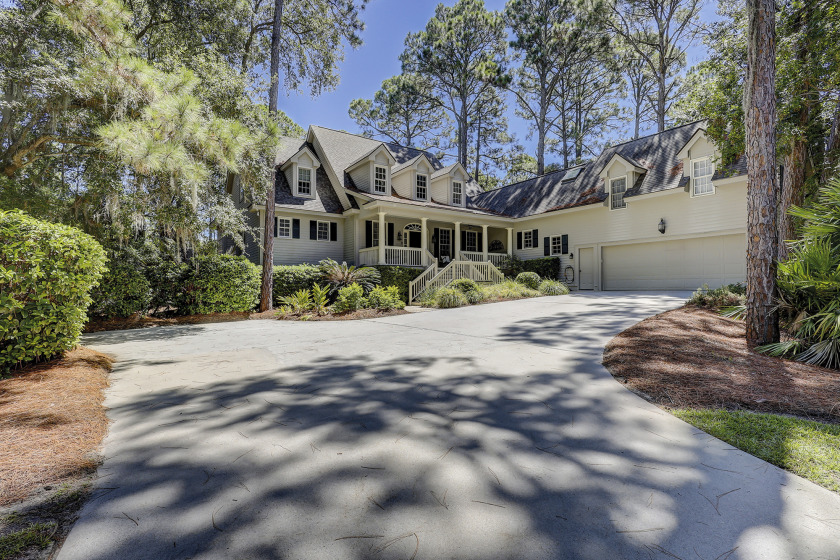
{"left": 320, "top": 259, "right": 380, "bottom": 296}
{"left": 515, "top": 271, "right": 541, "bottom": 290}
{"left": 465, "top": 290, "right": 485, "bottom": 304}
{"left": 499, "top": 255, "right": 560, "bottom": 279}
{"left": 434, "top": 287, "right": 468, "bottom": 308}
{"left": 417, "top": 288, "right": 438, "bottom": 307}
{"left": 310, "top": 284, "right": 330, "bottom": 315}
{"left": 372, "top": 265, "right": 424, "bottom": 302}
{"left": 499, "top": 254, "right": 525, "bottom": 277}
{"left": 367, "top": 285, "right": 405, "bottom": 310}
{"left": 279, "top": 289, "right": 312, "bottom": 314}
{"left": 687, "top": 284, "right": 745, "bottom": 309}
{"left": 450, "top": 278, "right": 480, "bottom": 294}
{"left": 481, "top": 280, "right": 541, "bottom": 301}
{"left": 273, "top": 264, "right": 322, "bottom": 305}
{"left": 0, "top": 210, "right": 106, "bottom": 372}
{"left": 539, "top": 279, "right": 570, "bottom": 296}
{"left": 176, "top": 254, "right": 260, "bottom": 315}
{"left": 333, "top": 284, "right": 366, "bottom": 313}
{"left": 89, "top": 250, "right": 152, "bottom": 317}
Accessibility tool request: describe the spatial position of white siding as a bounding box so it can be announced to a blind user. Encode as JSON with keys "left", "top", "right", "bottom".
{"left": 391, "top": 170, "right": 412, "bottom": 198}
{"left": 513, "top": 180, "right": 748, "bottom": 289}
{"left": 349, "top": 164, "right": 370, "bottom": 192}
{"left": 431, "top": 176, "right": 449, "bottom": 204}
{"left": 272, "top": 215, "right": 344, "bottom": 265}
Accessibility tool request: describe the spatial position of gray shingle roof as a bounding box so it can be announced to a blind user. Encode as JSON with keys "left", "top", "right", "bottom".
{"left": 471, "top": 121, "right": 737, "bottom": 218}
{"left": 274, "top": 165, "right": 344, "bottom": 214}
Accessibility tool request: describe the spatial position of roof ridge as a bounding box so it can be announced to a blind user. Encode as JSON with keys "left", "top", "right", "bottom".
{"left": 606, "top": 120, "right": 705, "bottom": 150}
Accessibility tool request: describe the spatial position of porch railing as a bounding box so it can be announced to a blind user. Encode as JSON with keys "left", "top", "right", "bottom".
{"left": 358, "top": 246, "right": 435, "bottom": 268}
{"left": 408, "top": 259, "right": 505, "bottom": 302}
{"left": 459, "top": 251, "right": 510, "bottom": 268}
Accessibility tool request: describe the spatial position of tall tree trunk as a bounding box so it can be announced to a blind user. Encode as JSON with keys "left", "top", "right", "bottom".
{"left": 656, "top": 72, "right": 666, "bottom": 132}
{"left": 779, "top": 138, "right": 806, "bottom": 261}
{"left": 458, "top": 99, "right": 468, "bottom": 168}
{"left": 259, "top": 0, "right": 284, "bottom": 312}
{"left": 744, "top": 0, "right": 780, "bottom": 347}
{"left": 824, "top": 93, "right": 840, "bottom": 184}
{"left": 474, "top": 112, "right": 481, "bottom": 180}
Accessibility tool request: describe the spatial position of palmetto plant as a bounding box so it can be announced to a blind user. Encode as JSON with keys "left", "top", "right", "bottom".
{"left": 318, "top": 259, "right": 381, "bottom": 296}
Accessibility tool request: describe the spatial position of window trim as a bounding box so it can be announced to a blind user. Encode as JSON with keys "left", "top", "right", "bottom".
{"left": 316, "top": 220, "right": 330, "bottom": 242}
{"left": 452, "top": 180, "right": 463, "bottom": 206}
{"left": 550, "top": 235, "right": 564, "bottom": 256}
{"left": 523, "top": 230, "right": 534, "bottom": 249}
{"left": 415, "top": 173, "right": 428, "bottom": 201}
{"left": 464, "top": 230, "right": 478, "bottom": 252}
{"left": 690, "top": 156, "right": 715, "bottom": 197}
{"left": 297, "top": 166, "right": 313, "bottom": 197}
{"left": 276, "top": 217, "right": 292, "bottom": 239}
{"left": 610, "top": 176, "right": 627, "bottom": 210}
{"left": 373, "top": 165, "right": 388, "bottom": 194}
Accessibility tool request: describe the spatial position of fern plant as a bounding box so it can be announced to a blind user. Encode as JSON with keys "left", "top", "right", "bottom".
{"left": 310, "top": 284, "right": 330, "bottom": 315}
{"left": 279, "top": 289, "right": 312, "bottom": 314}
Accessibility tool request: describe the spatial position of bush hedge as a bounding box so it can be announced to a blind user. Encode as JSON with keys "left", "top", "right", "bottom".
{"left": 515, "top": 271, "right": 541, "bottom": 290}
{"left": 0, "top": 210, "right": 106, "bottom": 372}
{"left": 367, "top": 285, "right": 405, "bottom": 310}
{"left": 499, "top": 255, "right": 560, "bottom": 279}
{"left": 176, "top": 254, "right": 261, "bottom": 315}
{"left": 272, "top": 264, "right": 322, "bottom": 305}
{"left": 89, "top": 250, "right": 152, "bottom": 318}
{"left": 451, "top": 278, "right": 480, "bottom": 294}
{"left": 372, "top": 265, "right": 424, "bottom": 302}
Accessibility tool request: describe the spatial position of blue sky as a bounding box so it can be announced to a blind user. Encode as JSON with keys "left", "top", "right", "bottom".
{"left": 279, "top": 0, "right": 717, "bottom": 163}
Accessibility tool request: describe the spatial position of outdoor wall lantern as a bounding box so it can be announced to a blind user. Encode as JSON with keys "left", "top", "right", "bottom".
{"left": 658, "top": 218, "right": 667, "bottom": 234}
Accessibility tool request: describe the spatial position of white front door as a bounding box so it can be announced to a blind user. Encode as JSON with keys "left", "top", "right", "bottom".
{"left": 579, "top": 246, "right": 595, "bottom": 290}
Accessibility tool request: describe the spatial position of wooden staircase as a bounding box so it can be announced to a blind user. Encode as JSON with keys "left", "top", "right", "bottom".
{"left": 408, "top": 260, "right": 505, "bottom": 303}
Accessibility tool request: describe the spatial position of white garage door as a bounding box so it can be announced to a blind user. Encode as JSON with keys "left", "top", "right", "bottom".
{"left": 602, "top": 234, "right": 746, "bottom": 290}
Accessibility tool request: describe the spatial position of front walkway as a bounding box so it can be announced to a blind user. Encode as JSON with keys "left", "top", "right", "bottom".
{"left": 58, "top": 293, "right": 840, "bottom": 560}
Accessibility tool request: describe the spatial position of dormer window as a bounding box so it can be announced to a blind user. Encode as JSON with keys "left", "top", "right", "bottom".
{"left": 374, "top": 165, "right": 388, "bottom": 193}
{"left": 452, "top": 181, "right": 463, "bottom": 205}
{"left": 692, "top": 157, "right": 714, "bottom": 196}
{"left": 610, "top": 176, "right": 627, "bottom": 210}
{"left": 297, "top": 167, "right": 312, "bottom": 196}
{"left": 415, "top": 174, "right": 428, "bottom": 200}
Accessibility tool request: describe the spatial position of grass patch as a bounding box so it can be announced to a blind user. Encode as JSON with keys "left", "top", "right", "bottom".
{"left": 0, "top": 523, "right": 55, "bottom": 559}
{"left": 673, "top": 409, "right": 840, "bottom": 493}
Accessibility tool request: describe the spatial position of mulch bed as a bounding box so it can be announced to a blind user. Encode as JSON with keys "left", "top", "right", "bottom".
{"left": 603, "top": 306, "right": 840, "bottom": 423}
{"left": 0, "top": 348, "right": 112, "bottom": 507}
{"left": 84, "top": 310, "right": 278, "bottom": 332}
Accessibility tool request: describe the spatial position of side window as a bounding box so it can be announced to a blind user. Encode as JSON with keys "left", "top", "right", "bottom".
{"left": 297, "top": 167, "right": 312, "bottom": 196}
{"left": 610, "top": 176, "right": 627, "bottom": 209}
{"left": 415, "top": 174, "right": 428, "bottom": 200}
{"left": 374, "top": 166, "right": 388, "bottom": 193}
{"left": 523, "top": 230, "right": 534, "bottom": 249}
{"left": 452, "top": 181, "right": 463, "bottom": 205}
{"left": 276, "top": 218, "right": 291, "bottom": 238}
{"left": 692, "top": 157, "right": 714, "bottom": 196}
{"left": 316, "top": 220, "right": 329, "bottom": 241}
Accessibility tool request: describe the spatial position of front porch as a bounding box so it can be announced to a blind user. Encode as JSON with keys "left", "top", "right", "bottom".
{"left": 355, "top": 209, "right": 513, "bottom": 268}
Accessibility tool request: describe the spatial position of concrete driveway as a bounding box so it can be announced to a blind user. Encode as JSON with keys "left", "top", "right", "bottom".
{"left": 58, "top": 292, "right": 840, "bottom": 560}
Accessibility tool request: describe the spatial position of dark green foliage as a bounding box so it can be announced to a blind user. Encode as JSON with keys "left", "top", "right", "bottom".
{"left": 434, "top": 287, "right": 468, "bottom": 308}
{"left": 272, "top": 264, "right": 323, "bottom": 305}
{"left": 319, "top": 259, "right": 381, "bottom": 296}
{"left": 687, "top": 284, "right": 746, "bottom": 309}
{"left": 450, "top": 278, "right": 480, "bottom": 294}
{"left": 539, "top": 279, "right": 569, "bottom": 295}
{"left": 515, "top": 271, "right": 541, "bottom": 290}
{"left": 333, "top": 284, "right": 366, "bottom": 313}
{"left": 499, "top": 255, "right": 560, "bottom": 279}
{"left": 0, "top": 210, "right": 106, "bottom": 372}
{"left": 372, "top": 266, "right": 424, "bottom": 302}
{"left": 175, "top": 254, "right": 260, "bottom": 315}
{"left": 366, "top": 286, "right": 405, "bottom": 310}
{"left": 89, "top": 250, "right": 152, "bottom": 318}
{"left": 145, "top": 257, "right": 189, "bottom": 312}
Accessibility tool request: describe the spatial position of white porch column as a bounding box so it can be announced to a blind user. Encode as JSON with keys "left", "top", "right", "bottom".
{"left": 482, "top": 225, "right": 489, "bottom": 260}
{"left": 420, "top": 217, "right": 428, "bottom": 254}
{"left": 506, "top": 227, "right": 513, "bottom": 256}
{"left": 378, "top": 211, "right": 386, "bottom": 265}
{"left": 454, "top": 221, "right": 461, "bottom": 259}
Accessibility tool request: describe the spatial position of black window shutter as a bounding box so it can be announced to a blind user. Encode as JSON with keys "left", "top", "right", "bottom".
{"left": 309, "top": 220, "right": 317, "bottom": 240}
{"left": 532, "top": 230, "right": 539, "bottom": 247}
{"left": 330, "top": 222, "right": 338, "bottom": 242}
{"left": 517, "top": 231, "right": 522, "bottom": 250}
{"left": 544, "top": 238, "right": 550, "bottom": 256}
{"left": 365, "top": 220, "right": 373, "bottom": 247}
{"left": 433, "top": 228, "right": 439, "bottom": 256}
{"left": 292, "top": 218, "right": 300, "bottom": 239}
{"left": 387, "top": 222, "right": 394, "bottom": 246}
{"left": 561, "top": 234, "right": 568, "bottom": 254}
{"left": 274, "top": 217, "right": 278, "bottom": 237}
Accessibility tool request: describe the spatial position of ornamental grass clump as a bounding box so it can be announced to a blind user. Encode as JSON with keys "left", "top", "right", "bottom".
{"left": 0, "top": 210, "right": 106, "bottom": 372}
{"left": 539, "top": 279, "right": 570, "bottom": 295}
{"left": 687, "top": 283, "right": 745, "bottom": 309}
{"left": 514, "top": 271, "right": 541, "bottom": 290}
{"left": 450, "top": 278, "right": 480, "bottom": 294}
{"left": 481, "top": 280, "right": 540, "bottom": 301}
{"left": 434, "top": 287, "right": 468, "bottom": 308}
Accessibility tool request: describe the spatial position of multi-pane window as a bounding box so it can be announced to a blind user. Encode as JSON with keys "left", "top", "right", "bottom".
{"left": 372, "top": 221, "right": 379, "bottom": 246}
{"left": 523, "top": 230, "right": 534, "bottom": 248}
{"left": 610, "top": 176, "right": 627, "bottom": 209}
{"left": 297, "top": 167, "right": 312, "bottom": 196}
{"left": 693, "top": 158, "right": 714, "bottom": 196}
{"left": 374, "top": 166, "right": 387, "bottom": 193}
{"left": 415, "top": 174, "right": 428, "bottom": 200}
{"left": 276, "top": 218, "right": 291, "bottom": 238}
{"left": 550, "top": 234, "right": 568, "bottom": 255}
{"left": 316, "top": 221, "right": 329, "bottom": 241}
{"left": 465, "top": 231, "right": 478, "bottom": 252}
{"left": 452, "top": 181, "right": 463, "bottom": 205}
